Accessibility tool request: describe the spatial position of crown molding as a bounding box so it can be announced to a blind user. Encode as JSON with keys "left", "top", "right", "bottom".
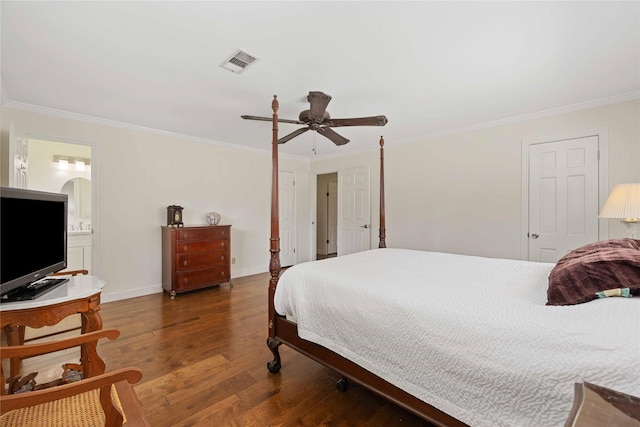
{"left": 391, "top": 91, "right": 640, "bottom": 147}
{"left": 2, "top": 90, "right": 638, "bottom": 162}
{"left": 0, "top": 100, "right": 309, "bottom": 162}
{"left": 2, "top": 100, "right": 312, "bottom": 162}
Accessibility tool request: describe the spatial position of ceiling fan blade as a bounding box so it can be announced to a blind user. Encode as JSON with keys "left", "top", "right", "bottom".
{"left": 328, "top": 115, "right": 388, "bottom": 127}
{"left": 307, "top": 91, "right": 332, "bottom": 120}
{"left": 241, "top": 115, "right": 305, "bottom": 125}
{"left": 278, "top": 127, "right": 310, "bottom": 144}
{"left": 317, "top": 126, "right": 350, "bottom": 146}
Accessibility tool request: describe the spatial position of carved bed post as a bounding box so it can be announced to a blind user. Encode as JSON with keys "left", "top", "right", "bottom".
{"left": 267, "top": 95, "right": 282, "bottom": 373}
{"left": 379, "top": 136, "right": 386, "bottom": 248}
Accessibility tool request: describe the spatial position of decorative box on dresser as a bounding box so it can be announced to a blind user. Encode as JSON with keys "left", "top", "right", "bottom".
{"left": 161, "top": 225, "right": 231, "bottom": 298}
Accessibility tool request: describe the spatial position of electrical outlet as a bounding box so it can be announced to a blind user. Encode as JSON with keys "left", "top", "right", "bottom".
{"left": 232, "top": 257, "right": 236, "bottom": 264}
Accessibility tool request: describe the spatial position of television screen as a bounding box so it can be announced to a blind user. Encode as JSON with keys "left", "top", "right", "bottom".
{"left": 0, "top": 187, "right": 68, "bottom": 297}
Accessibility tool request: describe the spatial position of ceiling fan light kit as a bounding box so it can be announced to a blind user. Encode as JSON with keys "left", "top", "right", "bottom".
{"left": 242, "top": 91, "right": 388, "bottom": 145}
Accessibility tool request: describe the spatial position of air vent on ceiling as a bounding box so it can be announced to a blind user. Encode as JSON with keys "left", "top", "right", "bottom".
{"left": 220, "top": 49, "right": 259, "bottom": 74}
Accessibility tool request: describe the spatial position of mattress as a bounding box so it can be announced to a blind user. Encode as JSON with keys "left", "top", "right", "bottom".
{"left": 274, "top": 248, "right": 640, "bottom": 427}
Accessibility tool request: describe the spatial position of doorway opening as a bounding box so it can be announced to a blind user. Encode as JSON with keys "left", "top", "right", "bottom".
{"left": 316, "top": 173, "right": 338, "bottom": 259}
{"left": 27, "top": 138, "right": 94, "bottom": 273}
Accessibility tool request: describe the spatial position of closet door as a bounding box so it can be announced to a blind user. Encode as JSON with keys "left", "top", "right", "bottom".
{"left": 339, "top": 166, "right": 370, "bottom": 256}
{"left": 279, "top": 170, "right": 297, "bottom": 267}
{"left": 528, "top": 136, "right": 599, "bottom": 262}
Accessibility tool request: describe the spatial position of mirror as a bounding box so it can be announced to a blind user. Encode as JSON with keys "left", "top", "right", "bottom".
{"left": 61, "top": 177, "right": 91, "bottom": 231}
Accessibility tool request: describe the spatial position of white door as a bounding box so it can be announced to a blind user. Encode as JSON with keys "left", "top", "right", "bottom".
{"left": 9, "top": 123, "right": 28, "bottom": 188}
{"left": 279, "top": 171, "right": 296, "bottom": 267}
{"left": 338, "top": 166, "right": 370, "bottom": 256}
{"left": 528, "top": 136, "right": 599, "bottom": 262}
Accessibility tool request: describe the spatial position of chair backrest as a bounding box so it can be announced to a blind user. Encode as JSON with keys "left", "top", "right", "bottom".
{"left": 0, "top": 329, "right": 149, "bottom": 426}
{"left": 51, "top": 269, "right": 89, "bottom": 276}
{"left": 1, "top": 329, "right": 119, "bottom": 393}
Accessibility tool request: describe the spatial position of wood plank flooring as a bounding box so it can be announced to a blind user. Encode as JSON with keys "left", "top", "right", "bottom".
{"left": 96, "top": 272, "right": 435, "bottom": 426}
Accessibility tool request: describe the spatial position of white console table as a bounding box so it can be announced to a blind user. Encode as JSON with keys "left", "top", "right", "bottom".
{"left": 0, "top": 275, "right": 105, "bottom": 378}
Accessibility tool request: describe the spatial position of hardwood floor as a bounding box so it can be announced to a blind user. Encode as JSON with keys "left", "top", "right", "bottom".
{"left": 96, "top": 272, "right": 435, "bottom": 426}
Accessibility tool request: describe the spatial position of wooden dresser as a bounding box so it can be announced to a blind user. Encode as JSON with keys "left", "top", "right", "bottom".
{"left": 161, "top": 225, "right": 231, "bottom": 298}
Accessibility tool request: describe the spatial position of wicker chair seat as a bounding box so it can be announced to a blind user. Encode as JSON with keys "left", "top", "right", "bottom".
{"left": 1, "top": 385, "right": 123, "bottom": 427}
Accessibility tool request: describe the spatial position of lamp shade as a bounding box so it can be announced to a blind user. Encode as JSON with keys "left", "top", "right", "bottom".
{"left": 599, "top": 183, "right": 640, "bottom": 220}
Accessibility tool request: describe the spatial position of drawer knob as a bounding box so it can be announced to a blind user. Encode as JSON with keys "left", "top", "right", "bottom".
{"left": 183, "top": 261, "right": 188, "bottom": 266}
{"left": 183, "top": 233, "right": 189, "bottom": 238}
{"left": 183, "top": 278, "right": 189, "bottom": 283}
{"left": 183, "top": 245, "right": 188, "bottom": 251}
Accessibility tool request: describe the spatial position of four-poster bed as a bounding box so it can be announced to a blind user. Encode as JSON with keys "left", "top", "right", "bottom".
{"left": 264, "top": 95, "right": 640, "bottom": 427}
{"left": 264, "top": 95, "right": 461, "bottom": 426}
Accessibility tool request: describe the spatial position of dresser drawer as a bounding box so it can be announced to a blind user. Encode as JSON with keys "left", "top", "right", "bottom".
{"left": 175, "top": 267, "right": 230, "bottom": 291}
{"left": 176, "top": 239, "right": 228, "bottom": 253}
{"left": 176, "top": 227, "right": 229, "bottom": 241}
{"left": 162, "top": 225, "right": 231, "bottom": 298}
{"left": 176, "top": 252, "right": 228, "bottom": 270}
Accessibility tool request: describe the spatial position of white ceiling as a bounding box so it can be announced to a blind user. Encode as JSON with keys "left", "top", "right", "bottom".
{"left": 2, "top": 1, "right": 639, "bottom": 159}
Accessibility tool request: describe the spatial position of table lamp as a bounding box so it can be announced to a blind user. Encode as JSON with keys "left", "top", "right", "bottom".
{"left": 598, "top": 183, "right": 640, "bottom": 239}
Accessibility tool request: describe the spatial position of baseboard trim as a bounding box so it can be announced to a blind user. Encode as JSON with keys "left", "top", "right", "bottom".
{"left": 99, "top": 269, "right": 269, "bottom": 303}
{"left": 101, "top": 284, "right": 162, "bottom": 303}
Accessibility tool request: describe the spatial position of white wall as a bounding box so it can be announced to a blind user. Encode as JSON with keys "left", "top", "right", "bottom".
{"left": 313, "top": 99, "right": 640, "bottom": 260}
{"left": 1, "top": 107, "right": 312, "bottom": 302}
{"left": 2, "top": 99, "right": 638, "bottom": 302}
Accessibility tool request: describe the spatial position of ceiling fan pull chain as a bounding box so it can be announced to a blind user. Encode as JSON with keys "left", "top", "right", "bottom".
{"left": 312, "top": 132, "right": 317, "bottom": 155}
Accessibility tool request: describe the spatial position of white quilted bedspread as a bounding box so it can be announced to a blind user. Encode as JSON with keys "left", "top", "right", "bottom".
{"left": 274, "top": 248, "right": 640, "bottom": 427}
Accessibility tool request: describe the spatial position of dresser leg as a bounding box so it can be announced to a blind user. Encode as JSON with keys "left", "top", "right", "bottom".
{"left": 170, "top": 291, "right": 176, "bottom": 300}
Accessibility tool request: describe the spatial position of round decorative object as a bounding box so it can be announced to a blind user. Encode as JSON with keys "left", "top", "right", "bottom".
{"left": 206, "top": 211, "right": 221, "bottom": 225}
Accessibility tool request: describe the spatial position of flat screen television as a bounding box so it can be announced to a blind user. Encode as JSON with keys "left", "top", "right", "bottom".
{"left": 1, "top": 187, "right": 68, "bottom": 299}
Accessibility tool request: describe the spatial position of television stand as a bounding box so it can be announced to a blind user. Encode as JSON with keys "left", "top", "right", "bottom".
{"left": 1, "top": 278, "right": 69, "bottom": 303}
{"left": 0, "top": 275, "right": 105, "bottom": 379}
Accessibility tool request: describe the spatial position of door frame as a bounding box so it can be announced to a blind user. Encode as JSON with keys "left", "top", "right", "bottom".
{"left": 23, "top": 132, "right": 100, "bottom": 274}
{"left": 520, "top": 127, "right": 608, "bottom": 260}
{"left": 311, "top": 170, "right": 339, "bottom": 260}
{"left": 311, "top": 173, "right": 318, "bottom": 260}
{"left": 327, "top": 180, "right": 338, "bottom": 254}
{"left": 314, "top": 172, "right": 339, "bottom": 257}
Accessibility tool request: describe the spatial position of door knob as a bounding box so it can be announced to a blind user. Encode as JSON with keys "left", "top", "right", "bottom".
{"left": 360, "top": 224, "right": 369, "bottom": 229}
{"left": 531, "top": 233, "right": 539, "bottom": 239}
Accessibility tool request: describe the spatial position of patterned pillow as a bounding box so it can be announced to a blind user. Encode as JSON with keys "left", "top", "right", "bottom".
{"left": 547, "top": 239, "right": 640, "bottom": 306}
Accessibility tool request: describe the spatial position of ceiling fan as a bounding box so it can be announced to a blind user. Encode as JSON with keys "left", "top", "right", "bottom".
{"left": 241, "top": 91, "right": 388, "bottom": 145}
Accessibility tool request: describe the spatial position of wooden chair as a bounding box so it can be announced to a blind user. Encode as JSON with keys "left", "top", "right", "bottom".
{"left": 1, "top": 329, "right": 149, "bottom": 427}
